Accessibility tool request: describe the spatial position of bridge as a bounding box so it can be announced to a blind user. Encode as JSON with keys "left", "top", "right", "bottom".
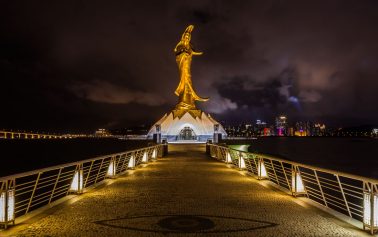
{"left": 0, "top": 130, "right": 89, "bottom": 139}
{"left": 0, "top": 143, "right": 376, "bottom": 236}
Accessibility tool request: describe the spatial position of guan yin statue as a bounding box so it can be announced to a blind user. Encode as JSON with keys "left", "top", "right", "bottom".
{"left": 147, "top": 25, "right": 227, "bottom": 142}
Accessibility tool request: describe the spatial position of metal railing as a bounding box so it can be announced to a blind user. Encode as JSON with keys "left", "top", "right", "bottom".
{"left": 208, "top": 143, "right": 378, "bottom": 234}
{"left": 0, "top": 144, "right": 164, "bottom": 229}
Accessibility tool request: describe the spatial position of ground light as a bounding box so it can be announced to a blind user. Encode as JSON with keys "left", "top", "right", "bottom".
{"left": 142, "top": 152, "right": 148, "bottom": 163}
{"left": 291, "top": 167, "right": 306, "bottom": 196}
{"left": 226, "top": 151, "right": 232, "bottom": 163}
{"left": 107, "top": 158, "right": 116, "bottom": 177}
{"left": 152, "top": 148, "right": 157, "bottom": 159}
{"left": 0, "top": 189, "right": 15, "bottom": 228}
{"left": 257, "top": 159, "right": 268, "bottom": 180}
{"left": 363, "top": 189, "right": 378, "bottom": 234}
{"left": 70, "top": 168, "right": 83, "bottom": 194}
{"left": 238, "top": 152, "right": 246, "bottom": 169}
{"left": 128, "top": 155, "right": 135, "bottom": 169}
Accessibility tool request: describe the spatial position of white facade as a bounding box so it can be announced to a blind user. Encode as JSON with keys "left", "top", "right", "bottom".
{"left": 147, "top": 111, "right": 227, "bottom": 142}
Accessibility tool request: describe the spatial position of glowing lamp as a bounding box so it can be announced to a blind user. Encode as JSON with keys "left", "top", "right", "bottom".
{"left": 291, "top": 169, "right": 305, "bottom": 196}
{"left": 363, "top": 192, "right": 378, "bottom": 234}
{"left": 152, "top": 149, "right": 157, "bottom": 159}
{"left": 70, "top": 169, "right": 83, "bottom": 194}
{"left": 128, "top": 155, "right": 135, "bottom": 169}
{"left": 239, "top": 152, "right": 246, "bottom": 169}
{"left": 142, "top": 152, "right": 148, "bottom": 163}
{"left": 257, "top": 159, "right": 267, "bottom": 179}
{"left": 107, "top": 159, "right": 116, "bottom": 177}
{"left": 0, "top": 190, "right": 15, "bottom": 227}
{"left": 226, "top": 151, "right": 232, "bottom": 163}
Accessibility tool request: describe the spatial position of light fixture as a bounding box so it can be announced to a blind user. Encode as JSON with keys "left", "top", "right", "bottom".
{"left": 107, "top": 158, "right": 116, "bottom": 177}
{"left": 70, "top": 168, "right": 83, "bottom": 194}
{"left": 257, "top": 159, "right": 267, "bottom": 179}
{"left": 363, "top": 189, "right": 378, "bottom": 234}
{"left": 128, "top": 155, "right": 135, "bottom": 169}
{"left": 0, "top": 189, "right": 15, "bottom": 228}
{"left": 152, "top": 149, "right": 157, "bottom": 159}
{"left": 239, "top": 152, "right": 246, "bottom": 169}
{"left": 291, "top": 167, "right": 305, "bottom": 196}
{"left": 142, "top": 152, "right": 148, "bottom": 163}
{"left": 226, "top": 151, "right": 232, "bottom": 163}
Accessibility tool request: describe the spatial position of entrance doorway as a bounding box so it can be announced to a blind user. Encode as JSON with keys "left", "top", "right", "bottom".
{"left": 178, "top": 127, "right": 197, "bottom": 140}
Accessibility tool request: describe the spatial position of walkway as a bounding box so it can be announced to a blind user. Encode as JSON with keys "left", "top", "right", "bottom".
{"left": 11, "top": 144, "right": 365, "bottom": 236}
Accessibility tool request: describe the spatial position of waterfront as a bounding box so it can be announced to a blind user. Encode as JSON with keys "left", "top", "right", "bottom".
{"left": 0, "top": 138, "right": 151, "bottom": 177}
{"left": 1, "top": 137, "right": 377, "bottom": 180}
{"left": 244, "top": 137, "right": 378, "bottom": 179}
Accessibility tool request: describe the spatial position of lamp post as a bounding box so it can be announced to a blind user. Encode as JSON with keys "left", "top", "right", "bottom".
{"left": 257, "top": 158, "right": 268, "bottom": 180}
{"left": 363, "top": 182, "right": 378, "bottom": 234}
{"left": 0, "top": 180, "right": 15, "bottom": 229}
{"left": 291, "top": 166, "right": 306, "bottom": 196}
{"left": 106, "top": 157, "right": 116, "bottom": 178}
{"left": 69, "top": 165, "right": 83, "bottom": 194}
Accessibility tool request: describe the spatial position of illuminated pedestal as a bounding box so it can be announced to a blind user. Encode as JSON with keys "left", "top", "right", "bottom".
{"left": 291, "top": 168, "right": 306, "bottom": 196}
{"left": 226, "top": 151, "right": 232, "bottom": 163}
{"left": 142, "top": 152, "right": 148, "bottom": 163}
{"left": 363, "top": 191, "right": 378, "bottom": 234}
{"left": 70, "top": 169, "right": 83, "bottom": 194}
{"left": 257, "top": 159, "right": 268, "bottom": 180}
{"left": 107, "top": 159, "right": 116, "bottom": 178}
{"left": 128, "top": 155, "right": 135, "bottom": 169}
{"left": 0, "top": 189, "right": 15, "bottom": 229}
{"left": 239, "top": 152, "right": 246, "bottom": 170}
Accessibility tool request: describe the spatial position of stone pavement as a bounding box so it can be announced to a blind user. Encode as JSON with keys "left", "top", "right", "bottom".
{"left": 11, "top": 144, "right": 366, "bottom": 236}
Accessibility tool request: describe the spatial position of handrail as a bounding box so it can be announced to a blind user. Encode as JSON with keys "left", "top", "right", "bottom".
{"left": 0, "top": 145, "right": 160, "bottom": 181}
{"left": 243, "top": 151, "right": 378, "bottom": 184}
{"left": 207, "top": 143, "right": 378, "bottom": 235}
{"left": 0, "top": 144, "right": 165, "bottom": 229}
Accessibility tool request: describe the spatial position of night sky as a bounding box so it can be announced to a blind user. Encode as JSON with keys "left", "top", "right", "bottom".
{"left": 1, "top": 1, "right": 378, "bottom": 132}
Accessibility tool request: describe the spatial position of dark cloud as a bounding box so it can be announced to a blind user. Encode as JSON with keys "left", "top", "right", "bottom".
{"left": 1, "top": 0, "right": 378, "bottom": 132}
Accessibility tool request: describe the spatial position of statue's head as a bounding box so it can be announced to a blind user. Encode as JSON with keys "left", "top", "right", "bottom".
{"left": 181, "top": 25, "right": 194, "bottom": 42}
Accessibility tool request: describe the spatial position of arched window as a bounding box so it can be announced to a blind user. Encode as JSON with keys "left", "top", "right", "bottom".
{"left": 178, "top": 127, "right": 197, "bottom": 140}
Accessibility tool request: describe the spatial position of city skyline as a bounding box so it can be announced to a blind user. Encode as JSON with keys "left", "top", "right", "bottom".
{"left": 1, "top": 1, "right": 378, "bottom": 132}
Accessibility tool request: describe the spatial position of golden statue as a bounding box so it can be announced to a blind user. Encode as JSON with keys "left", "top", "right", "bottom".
{"left": 174, "top": 25, "right": 208, "bottom": 111}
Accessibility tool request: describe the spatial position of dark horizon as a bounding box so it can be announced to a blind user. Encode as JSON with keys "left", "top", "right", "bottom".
{"left": 1, "top": 1, "right": 378, "bottom": 133}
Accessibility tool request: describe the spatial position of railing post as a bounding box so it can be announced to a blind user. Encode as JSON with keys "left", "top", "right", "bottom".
{"left": 363, "top": 182, "right": 377, "bottom": 234}
{"left": 291, "top": 166, "right": 306, "bottom": 197}
{"left": 314, "top": 170, "right": 328, "bottom": 207}
{"left": 335, "top": 174, "right": 351, "bottom": 217}
{"left": 69, "top": 164, "right": 83, "bottom": 194}
{"left": 238, "top": 152, "right": 246, "bottom": 170}
{"left": 225, "top": 150, "right": 232, "bottom": 163}
{"left": 206, "top": 142, "right": 210, "bottom": 156}
{"left": 142, "top": 151, "right": 148, "bottom": 163}
{"left": 26, "top": 173, "right": 41, "bottom": 213}
{"left": 152, "top": 147, "right": 158, "bottom": 159}
{"left": 0, "top": 179, "right": 15, "bottom": 229}
{"left": 163, "top": 142, "right": 168, "bottom": 156}
{"left": 49, "top": 168, "right": 62, "bottom": 203}
{"left": 270, "top": 160, "right": 279, "bottom": 185}
{"left": 257, "top": 158, "right": 267, "bottom": 180}
{"left": 106, "top": 157, "right": 116, "bottom": 178}
{"left": 128, "top": 153, "right": 136, "bottom": 169}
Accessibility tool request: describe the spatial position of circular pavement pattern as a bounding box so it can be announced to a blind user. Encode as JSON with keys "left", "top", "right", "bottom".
{"left": 157, "top": 215, "right": 215, "bottom": 232}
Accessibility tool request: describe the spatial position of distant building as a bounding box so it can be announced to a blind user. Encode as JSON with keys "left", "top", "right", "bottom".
{"left": 372, "top": 128, "right": 378, "bottom": 137}
{"left": 275, "top": 116, "right": 287, "bottom": 136}
{"left": 313, "top": 123, "right": 326, "bottom": 136}
{"left": 95, "top": 128, "right": 111, "bottom": 137}
{"left": 295, "top": 121, "right": 311, "bottom": 136}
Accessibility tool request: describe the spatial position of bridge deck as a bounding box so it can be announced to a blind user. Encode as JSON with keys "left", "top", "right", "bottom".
{"left": 11, "top": 145, "right": 365, "bottom": 236}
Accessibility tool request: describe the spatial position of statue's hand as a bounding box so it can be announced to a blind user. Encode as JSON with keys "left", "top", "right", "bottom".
{"left": 192, "top": 51, "right": 203, "bottom": 56}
